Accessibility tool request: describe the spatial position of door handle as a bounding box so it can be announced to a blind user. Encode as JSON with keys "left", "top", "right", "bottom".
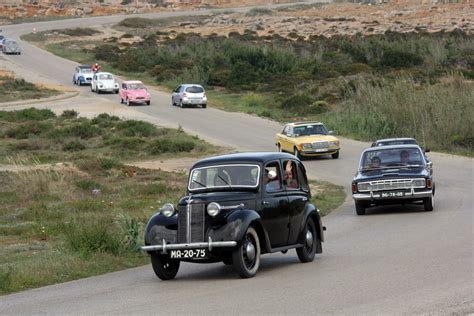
{"left": 262, "top": 201, "right": 270, "bottom": 206}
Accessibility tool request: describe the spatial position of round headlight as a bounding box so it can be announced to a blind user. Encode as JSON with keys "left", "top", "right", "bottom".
{"left": 207, "top": 202, "right": 221, "bottom": 217}
{"left": 161, "top": 203, "right": 175, "bottom": 217}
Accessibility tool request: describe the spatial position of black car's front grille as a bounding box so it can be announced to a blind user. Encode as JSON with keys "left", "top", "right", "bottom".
{"left": 177, "top": 203, "right": 206, "bottom": 243}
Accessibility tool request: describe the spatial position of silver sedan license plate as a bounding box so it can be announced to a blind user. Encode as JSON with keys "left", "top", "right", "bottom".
{"left": 381, "top": 191, "right": 405, "bottom": 198}
{"left": 169, "top": 249, "right": 207, "bottom": 259}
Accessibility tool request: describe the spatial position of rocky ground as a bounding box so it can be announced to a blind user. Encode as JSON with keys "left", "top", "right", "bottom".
{"left": 169, "top": 2, "right": 473, "bottom": 37}
{"left": 0, "top": 0, "right": 293, "bottom": 24}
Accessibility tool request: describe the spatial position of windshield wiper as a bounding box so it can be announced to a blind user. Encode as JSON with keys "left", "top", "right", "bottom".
{"left": 217, "top": 175, "right": 232, "bottom": 188}
{"left": 192, "top": 179, "right": 207, "bottom": 188}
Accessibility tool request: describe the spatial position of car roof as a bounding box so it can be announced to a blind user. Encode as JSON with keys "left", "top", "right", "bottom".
{"left": 78, "top": 65, "right": 92, "bottom": 68}
{"left": 181, "top": 84, "right": 204, "bottom": 88}
{"left": 286, "top": 121, "right": 324, "bottom": 127}
{"left": 192, "top": 152, "right": 298, "bottom": 168}
{"left": 96, "top": 72, "right": 113, "bottom": 76}
{"left": 375, "top": 137, "right": 417, "bottom": 143}
{"left": 123, "top": 80, "right": 143, "bottom": 84}
{"left": 363, "top": 144, "right": 423, "bottom": 153}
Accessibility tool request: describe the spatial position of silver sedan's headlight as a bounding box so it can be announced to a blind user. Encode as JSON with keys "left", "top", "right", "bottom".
{"left": 357, "top": 182, "right": 370, "bottom": 192}
{"left": 160, "top": 203, "right": 175, "bottom": 217}
{"left": 207, "top": 202, "right": 221, "bottom": 217}
{"left": 302, "top": 143, "right": 312, "bottom": 149}
{"left": 329, "top": 141, "right": 339, "bottom": 147}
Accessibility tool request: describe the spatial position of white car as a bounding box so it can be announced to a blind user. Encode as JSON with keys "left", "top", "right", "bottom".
{"left": 91, "top": 72, "right": 119, "bottom": 94}
{"left": 73, "top": 65, "right": 94, "bottom": 86}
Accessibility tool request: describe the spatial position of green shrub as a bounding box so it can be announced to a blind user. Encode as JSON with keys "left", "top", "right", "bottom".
{"left": 6, "top": 122, "right": 52, "bottom": 139}
{"left": 105, "top": 136, "right": 145, "bottom": 151}
{"left": 65, "top": 219, "right": 122, "bottom": 255}
{"left": 280, "top": 94, "right": 314, "bottom": 115}
{"left": 60, "top": 110, "right": 78, "bottom": 119}
{"left": 117, "top": 120, "right": 157, "bottom": 137}
{"left": 246, "top": 7, "right": 273, "bottom": 16}
{"left": 118, "top": 17, "right": 156, "bottom": 29}
{"left": 75, "top": 179, "right": 103, "bottom": 191}
{"left": 76, "top": 157, "right": 123, "bottom": 173}
{"left": 380, "top": 48, "right": 423, "bottom": 68}
{"left": 62, "top": 140, "right": 86, "bottom": 152}
{"left": 58, "top": 123, "right": 102, "bottom": 139}
{"left": 0, "top": 108, "right": 56, "bottom": 122}
{"left": 308, "top": 100, "right": 330, "bottom": 114}
{"left": 91, "top": 113, "right": 120, "bottom": 128}
{"left": 56, "top": 28, "right": 100, "bottom": 37}
{"left": 147, "top": 139, "right": 195, "bottom": 154}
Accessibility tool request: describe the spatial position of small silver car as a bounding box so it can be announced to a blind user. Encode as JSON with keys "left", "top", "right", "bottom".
{"left": 2, "top": 40, "right": 21, "bottom": 55}
{"left": 171, "top": 84, "right": 207, "bottom": 108}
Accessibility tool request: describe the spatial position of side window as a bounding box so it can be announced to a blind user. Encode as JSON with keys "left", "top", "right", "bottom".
{"left": 264, "top": 161, "right": 282, "bottom": 193}
{"left": 282, "top": 126, "right": 289, "bottom": 135}
{"left": 288, "top": 127, "right": 293, "bottom": 136}
{"left": 283, "top": 160, "right": 299, "bottom": 190}
{"left": 297, "top": 162, "right": 309, "bottom": 192}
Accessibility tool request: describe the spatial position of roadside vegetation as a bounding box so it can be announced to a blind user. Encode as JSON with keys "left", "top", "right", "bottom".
{"left": 0, "top": 75, "right": 59, "bottom": 103}
{"left": 0, "top": 108, "right": 344, "bottom": 293}
{"left": 0, "top": 108, "right": 219, "bottom": 294}
{"left": 23, "top": 25, "right": 473, "bottom": 155}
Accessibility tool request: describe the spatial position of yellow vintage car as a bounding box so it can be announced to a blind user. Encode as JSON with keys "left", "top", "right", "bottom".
{"left": 275, "top": 122, "right": 340, "bottom": 159}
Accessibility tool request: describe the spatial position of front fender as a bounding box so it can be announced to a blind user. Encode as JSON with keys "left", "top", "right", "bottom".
{"left": 300, "top": 203, "right": 324, "bottom": 243}
{"left": 144, "top": 212, "right": 178, "bottom": 246}
{"left": 208, "top": 209, "right": 271, "bottom": 253}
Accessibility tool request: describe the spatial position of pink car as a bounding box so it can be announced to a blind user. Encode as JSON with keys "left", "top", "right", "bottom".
{"left": 119, "top": 81, "right": 151, "bottom": 106}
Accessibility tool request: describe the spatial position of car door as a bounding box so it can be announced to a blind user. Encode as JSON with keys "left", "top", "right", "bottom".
{"left": 172, "top": 85, "right": 180, "bottom": 104}
{"left": 281, "top": 126, "right": 294, "bottom": 152}
{"left": 284, "top": 159, "right": 310, "bottom": 245}
{"left": 120, "top": 83, "right": 126, "bottom": 99}
{"left": 259, "top": 160, "right": 290, "bottom": 248}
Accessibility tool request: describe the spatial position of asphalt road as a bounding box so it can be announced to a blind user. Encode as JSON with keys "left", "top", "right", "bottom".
{"left": 1, "top": 3, "right": 473, "bottom": 315}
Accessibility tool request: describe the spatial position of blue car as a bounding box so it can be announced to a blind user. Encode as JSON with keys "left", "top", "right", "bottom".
{"left": 73, "top": 65, "right": 94, "bottom": 86}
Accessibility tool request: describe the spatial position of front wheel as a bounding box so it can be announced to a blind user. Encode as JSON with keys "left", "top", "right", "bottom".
{"left": 423, "top": 196, "right": 434, "bottom": 212}
{"left": 294, "top": 147, "right": 302, "bottom": 160}
{"left": 355, "top": 201, "right": 366, "bottom": 216}
{"left": 202, "top": 104, "right": 207, "bottom": 109}
{"left": 296, "top": 217, "right": 317, "bottom": 263}
{"left": 150, "top": 253, "right": 180, "bottom": 280}
{"left": 232, "top": 227, "right": 260, "bottom": 278}
{"left": 126, "top": 98, "right": 130, "bottom": 106}
{"left": 179, "top": 100, "right": 184, "bottom": 108}
{"left": 332, "top": 151, "right": 339, "bottom": 159}
{"left": 146, "top": 101, "right": 151, "bottom": 106}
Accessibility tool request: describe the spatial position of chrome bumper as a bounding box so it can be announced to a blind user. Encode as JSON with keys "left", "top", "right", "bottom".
{"left": 301, "top": 148, "right": 339, "bottom": 155}
{"left": 353, "top": 189, "right": 433, "bottom": 201}
{"left": 141, "top": 236, "right": 237, "bottom": 253}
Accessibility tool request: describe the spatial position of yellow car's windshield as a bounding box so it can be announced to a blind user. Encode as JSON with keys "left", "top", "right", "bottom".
{"left": 293, "top": 125, "right": 328, "bottom": 136}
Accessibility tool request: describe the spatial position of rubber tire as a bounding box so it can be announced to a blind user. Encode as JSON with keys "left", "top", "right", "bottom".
{"left": 120, "top": 98, "right": 123, "bottom": 104}
{"left": 232, "top": 227, "right": 261, "bottom": 278}
{"left": 90, "top": 85, "right": 94, "bottom": 92}
{"left": 355, "top": 202, "right": 366, "bottom": 216}
{"left": 423, "top": 196, "right": 434, "bottom": 212}
{"left": 115, "top": 90, "right": 119, "bottom": 94}
{"left": 171, "top": 98, "right": 175, "bottom": 106}
{"left": 126, "top": 98, "right": 130, "bottom": 106}
{"left": 202, "top": 104, "right": 207, "bottom": 109}
{"left": 146, "top": 101, "right": 150, "bottom": 106}
{"left": 150, "top": 253, "right": 180, "bottom": 281}
{"left": 294, "top": 147, "right": 302, "bottom": 160}
{"left": 179, "top": 100, "right": 184, "bottom": 108}
{"left": 296, "top": 217, "right": 317, "bottom": 263}
{"left": 277, "top": 144, "right": 282, "bottom": 152}
{"left": 223, "top": 258, "right": 233, "bottom": 265}
{"left": 332, "top": 151, "right": 339, "bottom": 159}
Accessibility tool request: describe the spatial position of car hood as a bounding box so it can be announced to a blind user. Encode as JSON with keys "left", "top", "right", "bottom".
{"left": 354, "top": 167, "right": 430, "bottom": 182}
{"left": 127, "top": 89, "right": 149, "bottom": 97}
{"left": 97, "top": 80, "right": 116, "bottom": 86}
{"left": 292, "top": 135, "right": 339, "bottom": 144}
{"left": 178, "top": 192, "right": 258, "bottom": 209}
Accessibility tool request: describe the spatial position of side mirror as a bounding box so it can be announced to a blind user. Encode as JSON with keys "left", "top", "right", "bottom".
{"left": 328, "top": 130, "right": 335, "bottom": 135}
{"left": 267, "top": 170, "right": 277, "bottom": 180}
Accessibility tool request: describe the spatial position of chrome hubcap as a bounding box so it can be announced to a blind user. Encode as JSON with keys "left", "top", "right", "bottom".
{"left": 306, "top": 230, "right": 313, "bottom": 248}
{"left": 245, "top": 242, "right": 256, "bottom": 262}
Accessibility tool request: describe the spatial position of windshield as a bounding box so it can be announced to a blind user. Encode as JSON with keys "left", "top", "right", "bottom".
{"left": 293, "top": 124, "right": 328, "bottom": 136}
{"left": 99, "top": 74, "right": 113, "bottom": 80}
{"left": 128, "top": 83, "right": 145, "bottom": 90}
{"left": 80, "top": 67, "right": 92, "bottom": 72}
{"left": 376, "top": 139, "right": 417, "bottom": 147}
{"left": 361, "top": 147, "right": 425, "bottom": 170}
{"left": 188, "top": 164, "right": 260, "bottom": 191}
{"left": 185, "top": 86, "right": 204, "bottom": 93}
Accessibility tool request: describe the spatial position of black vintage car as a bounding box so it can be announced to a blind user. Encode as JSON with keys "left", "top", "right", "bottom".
{"left": 142, "top": 152, "right": 325, "bottom": 280}
{"left": 351, "top": 145, "right": 435, "bottom": 215}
